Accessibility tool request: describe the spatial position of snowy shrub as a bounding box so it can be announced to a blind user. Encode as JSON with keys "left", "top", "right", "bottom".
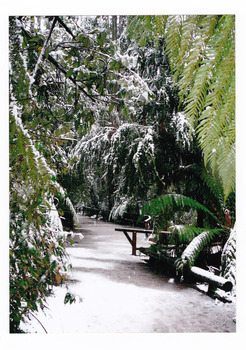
{"left": 109, "top": 198, "right": 129, "bottom": 221}
{"left": 9, "top": 105, "right": 71, "bottom": 332}
{"left": 9, "top": 204, "right": 69, "bottom": 332}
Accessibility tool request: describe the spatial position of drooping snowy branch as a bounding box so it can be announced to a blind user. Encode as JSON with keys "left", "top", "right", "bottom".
{"left": 10, "top": 96, "right": 78, "bottom": 228}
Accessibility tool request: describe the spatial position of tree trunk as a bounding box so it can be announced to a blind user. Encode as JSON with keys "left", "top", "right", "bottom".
{"left": 112, "top": 16, "right": 117, "bottom": 40}
{"left": 197, "top": 209, "right": 204, "bottom": 228}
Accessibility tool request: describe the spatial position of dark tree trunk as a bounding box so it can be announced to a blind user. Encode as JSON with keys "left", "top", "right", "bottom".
{"left": 197, "top": 209, "right": 204, "bottom": 228}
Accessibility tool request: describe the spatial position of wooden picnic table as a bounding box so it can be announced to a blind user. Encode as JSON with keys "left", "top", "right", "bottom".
{"left": 115, "top": 227, "right": 173, "bottom": 255}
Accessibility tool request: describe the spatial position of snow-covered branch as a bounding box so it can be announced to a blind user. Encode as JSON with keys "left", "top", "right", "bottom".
{"left": 30, "top": 17, "right": 58, "bottom": 86}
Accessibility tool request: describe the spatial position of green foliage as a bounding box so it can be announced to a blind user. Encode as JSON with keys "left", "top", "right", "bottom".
{"left": 139, "top": 193, "right": 220, "bottom": 226}
{"left": 138, "top": 167, "right": 234, "bottom": 270}
{"left": 9, "top": 15, "right": 236, "bottom": 329}
{"left": 127, "top": 16, "right": 167, "bottom": 47}
{"left": 127, "top": 15, "right": 235, "bottom": 200}
{"left": 9, "top": 16, "right": 109, "bottom": 331}
{"left": 9, "top": 112, "right": 69, "bottom": 332}
{"left": 170, "top": 225, "right": 223, "bottom": 244}
{"left": 167, "top": 15, "right": 235, "bottom": 199}
{"left": 181, "top": 164, "right": 235, "bottom": 228}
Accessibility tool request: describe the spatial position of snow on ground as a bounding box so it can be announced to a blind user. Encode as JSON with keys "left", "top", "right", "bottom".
{"left": 21, "top": 216, "right": 236, "bottom": 334}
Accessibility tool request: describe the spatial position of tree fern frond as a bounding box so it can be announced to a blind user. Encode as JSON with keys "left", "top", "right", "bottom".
{"left": 172, "top": 16, "right": 198, "bottom": 81}
{"left": 203, "top": 50, "right": 235, "bottom": 119}
{"left": 199, "top": 127, "right": 235, "bottom": 200}
{"left": 164, "top": 15, "right": 184, "bottom": 76}
{"left": 198, "top": 167, "right": 224, "bottom": 204}
{"left": 127, "top": 15, "right": 167, "bottom": 47}
{"left": 206, "top": 15, "right": 235, "bottom": 64}
{"left": 139, "top": 193, "right": 220, "bottom": 224}
{"left": 166, "top": 15, "right": 217, "bottom": 99}
{"left": 198, "top": 111, "right": 221, "bottom": 169}
{"left": 152, "top": 15, "right": 167, "bottom": 42}
{"left": 127, "top": 15, "right": 235, "bottom": 200}
{"left": 221, "top": 225, "right": 236, "bottom": 284}
{"left": 218, "top": 142, "right": 235, "bottom": 198}
{"left": 176, "top": 230, "right": 216, "bottom": 270}
{"left": 183, "top": 63, "right": 211, "bottom": 126}
{"left": 127, "top": 16, "right": 149, "bottom": 45}
{"left": 165, "top": 15, "right": 235, "bottom": 199}
{"left": 170, "top": 224, "right": 223, "bottom": 243}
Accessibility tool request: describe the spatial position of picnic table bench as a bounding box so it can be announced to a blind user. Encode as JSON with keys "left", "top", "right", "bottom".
{"left": 115, "top": 227, "right": 174, "bottom": 255}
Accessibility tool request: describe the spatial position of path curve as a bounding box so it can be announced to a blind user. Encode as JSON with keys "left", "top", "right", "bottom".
{"left": 22, "top": 215, "right": 236, "bottom": 333}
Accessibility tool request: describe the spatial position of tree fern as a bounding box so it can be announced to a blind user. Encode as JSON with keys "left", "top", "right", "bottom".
{"left": 127, "top": 15, "right": 235, "bottom": 200}
{"left": 166, "top": 15, "right": 235, "bottom": 199}
{"left": 139, "top": 188, "right": 230, "bottom": 270}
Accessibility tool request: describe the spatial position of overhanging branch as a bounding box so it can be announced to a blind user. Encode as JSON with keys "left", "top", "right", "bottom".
{"left": 57, "top": 17, "right": 77, "bottom": 40}
{"left": 30, "top": 17, "right": 58, "bottom": 86}
{"left": 47, "top": 54, "right": 96, "bottom": 102}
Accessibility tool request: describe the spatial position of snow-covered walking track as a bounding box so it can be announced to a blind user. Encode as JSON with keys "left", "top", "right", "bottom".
{"left": 22, "top": 215, "right": 236, "bottom": 333}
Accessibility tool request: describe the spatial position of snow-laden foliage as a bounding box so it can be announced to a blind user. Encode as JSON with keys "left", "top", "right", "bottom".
{"left": 9, "top": 101, "right": 70, "bottom": 332}
{"left": 65, "top": 23, "right": 202, "bottom": 224}
{"left": 176, "top": 231, "right": 215, "bottom": 270}
{"left": 172, "top": 112, "right": 193, "bottom": 146}
{"left": 139, "top": 169, "right": 235, "bottom": 272}
{"left": 128, "top": 15, "right": 235, "bottom": 200}
{"left": 69, "top": 122, "right": 157, "bottom": 219}
{"left": 9, "top": 15, "right": 236, "bottom": 331}
{"left": 221, "top": 225, "right": 236, "bottom": 287}
{"left": 9, "top": 15, "right": 122, "bottom": 332}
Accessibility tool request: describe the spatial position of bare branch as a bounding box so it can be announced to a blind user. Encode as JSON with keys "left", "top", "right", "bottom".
{"left": 57, "top": 17, "right": 77, "bottom": 40}
{"left": 30, "top": 17, "right": 58, "bottom": 86}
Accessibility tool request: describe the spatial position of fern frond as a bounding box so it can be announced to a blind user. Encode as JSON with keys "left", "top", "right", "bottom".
{"left": 198, "top": 167, "right": 224, "bottom": 204}
{"left": 165, "top": 15, "right": 235, "bottom": 199}
{"left": 183, "top": 63, "right": 211, "bottom": 126}
{"left": 221, "top": 225, "right": 236, "bottom": 284}
{"left": 170, "top": 224, "right": 223, "bottom": 243}
{"left": 127, "top": 15, "right": 235, "bottom": 199}
{"left": 152, "top": 16, "right": 167, "bottom": 42}
{"left": 176, "top": 231, "right": 216, "bottom": 270}
{"left": 218, "top": 142, "right": 235, "bottom": 198}
{"left": 164, "top": 15, "right": 184, "bottom": 77}
{"left": 127, "top": 16, "right": 154, "bottom": 46}
{"left": 166, "top": 16, "right": 217, "bottom": 97}
{"left": 140, "top": 194, "right": 220, "bottom": 224}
